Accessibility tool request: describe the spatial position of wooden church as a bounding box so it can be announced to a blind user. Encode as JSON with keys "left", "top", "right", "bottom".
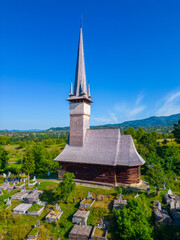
{"left": 54, "top": 25, "right": 145, "bottom": 185}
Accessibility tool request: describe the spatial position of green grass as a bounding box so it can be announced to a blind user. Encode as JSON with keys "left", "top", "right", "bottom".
{"left": 0, "top": 180, "right": 179, "bottom": 240}
{"left": 28, "top": 227, "right": 39, "bottom": 236}
{"left": 28, "top": 204, "right": 43, "bottom": 212}
{"left": 82, "top": 198, "right": 93, "bottom": 204}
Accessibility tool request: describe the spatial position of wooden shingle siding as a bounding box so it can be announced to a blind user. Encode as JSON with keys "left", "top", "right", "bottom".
{"left": 59, "top": 162, "right": 141, "bottom": 184}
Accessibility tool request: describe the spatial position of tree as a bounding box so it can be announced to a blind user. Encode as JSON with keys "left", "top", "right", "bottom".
{"left": 22, "top": 147, "right": 35, "bottom": 181}
{"left": 32, "top": 143, "right": 49, "bottom": 174}
{"left": 0, "top": 147, "right": 8, "bottom": 169}
{"left": 114, "top": 197, "right": 153, "bottom": 240}
{"left": 173, "top": 119, "right": 180, "bottom": 143}
{"left": 56, "top": 172, "right": 76, "bottom": 202}
{"left": 124, "top": 127, "right": 136, "bottom": 139}
{"left": 147, "top": 164, "right": 165, "bottom": 195}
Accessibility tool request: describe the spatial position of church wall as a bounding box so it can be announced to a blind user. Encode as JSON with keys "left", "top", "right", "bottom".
{"left": 58, "top": 162, "right": 141, "bottom": 184}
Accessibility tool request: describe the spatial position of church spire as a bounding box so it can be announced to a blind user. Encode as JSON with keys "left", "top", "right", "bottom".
{"left": 73, "top": 23, "right": 87, "bottom": 97}
{"left": 88, "top": 83, "right": 91, "bottom": 98}
{"left": 69, "top": 81, "right": 73, "bottom": 97}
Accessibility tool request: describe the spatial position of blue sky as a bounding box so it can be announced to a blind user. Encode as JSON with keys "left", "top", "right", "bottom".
{"left": 0, "top": 0, "right": 180, "bottom": 130}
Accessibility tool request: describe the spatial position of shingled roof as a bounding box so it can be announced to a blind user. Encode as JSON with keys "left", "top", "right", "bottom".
{"left": 55, "top": 128, "right": 145, "bottom": 166}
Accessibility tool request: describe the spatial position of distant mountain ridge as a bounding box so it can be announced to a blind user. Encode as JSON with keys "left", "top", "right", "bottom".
{"left": 92, "top": 113, "right": 180, "bottom": 130}
{"left": 48, "top": 113, "right": 180, "bottom": 131}
{"left": 1, "top": 113, "right": 179, "bottom": 132}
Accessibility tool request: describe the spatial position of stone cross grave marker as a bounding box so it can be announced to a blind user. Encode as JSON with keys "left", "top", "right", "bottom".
{"left": 134, "top": 194, "right": 140, "bottom": 198}
{"left": 147, "top": 186, "right": 150, "bottom": 196}
{"left": 118, "top": 194, "right": 123, "bottom": 201}
{"left": 87, "top": 192, "right": 93, "bottom": 199}
{"left": 170, "top": 199, "right": 175, "bottom": 209}
{"left": 158, "top": 202, "right": 162, "bottom": 211}
{"left": 3, "top": 173, "right": 6, "bottom": 178}
{"left": 56, "top": 203, "right": 61, "bottom": 211}
{"left": 168, "top": 189, "right": 173, "bottom": 195}
{"left": 99, "top": 218, "right": 103, "bottom": 228}
{"left": 33, "top": 176, "right": 36, "bottom": 181}
{"left": 36, "top": 220, "right": 40, "bottom": 227}
{"left": 6, "top": 198, "right": 11, "bottom": 205}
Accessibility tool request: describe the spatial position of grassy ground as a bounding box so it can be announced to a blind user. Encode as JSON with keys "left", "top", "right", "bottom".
{"left": 0, "top": 179, "right": 180, "bottom": 240}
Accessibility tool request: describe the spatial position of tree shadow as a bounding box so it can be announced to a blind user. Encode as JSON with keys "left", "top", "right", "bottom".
{"left": 39, "top": 189, "right": 55, "bottom": 204}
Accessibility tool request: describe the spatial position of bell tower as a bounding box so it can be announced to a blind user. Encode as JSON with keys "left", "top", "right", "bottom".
{"left": 67, "top": 24, "right": 92, "bottom": 146}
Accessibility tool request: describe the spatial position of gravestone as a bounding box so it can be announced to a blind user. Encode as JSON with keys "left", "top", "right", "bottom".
{"left": 174, "top": 175, "right": 177, "bottom": 181}
{"left": 134, "top": 194, "right": 140, "bottom": 198}
{"left": 73, "top": 198, "right": 76, "bottom": 203}
{"left": 7, "top": 189, "right": 10, "bottom": 193}
{"left": 2, "top": 173, "right": 6, "bottom": 178}
{"left": 118, "top": 194, "right": 123, "bottom": 201}
{"left": 170, "top": 199, "right": 175, "bottom": 209}
{"left": 101, "top": 196, "right": 104, "bottom": 201}
{"left": 56, "top": 203, "right": 61, "bottom": 211}
{"left": 176, "top": 201, "right": 180, "bottom": 209}
{"left": 7, "top": 172, "right": 11, "bottom": 178}
{"left": 36, "top": 220, "right": 40, "bottom": 227}
{"left": 163, "top": 183, "right": 166, "bottom": 189}
{"left": 6, "top": 198, "right": 11, "bottom": 205}
{"left": 21, "top": 187, "right": 25, "bottom": 192}
{"left": 158, "top": 202, "right": 162, "bottom": 211}
{"left": 87, "top": 192, "right": 93, "bottom": 199}
{"left": 99, "top": 218, "right": 103, "bottom": 228}
{"left": 48, "top": 167, "right": 51, "bottom": 177}
{"left": 147, "top": 186, "right": 150, "bottom": 196}
{"left": 35, "top": 187, "right": 38, "bottom": 190}
{"left": 0, "top": 189, "right": 2, "bottom": 194}
{"left": 20, "top": 178, "right": 22, "bottom": 183}
{"left": 33, "top": 176, "right": 36, "bottom": 182}
{"left": 168, "top": 189, "right": 173, "bottom": 195}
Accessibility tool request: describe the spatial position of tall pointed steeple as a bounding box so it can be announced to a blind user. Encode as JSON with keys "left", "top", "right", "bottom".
{"left": 73, "top": 24, "right": 87, "bottom": 97}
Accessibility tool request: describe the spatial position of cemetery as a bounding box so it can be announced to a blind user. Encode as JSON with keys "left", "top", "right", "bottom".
{"left": 0, "top": 173, "right": 180, "bottom": 239}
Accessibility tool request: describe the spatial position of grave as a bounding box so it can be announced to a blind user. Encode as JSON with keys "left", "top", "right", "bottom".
{"left": 170, "top": 209, "right": 180, "bottom": 226}
{"left": 72, "top": 209, "right": 90, "bottom": 225}
{"left": 45, "top": 205, "right": 63, "bottom": 223}
{"left": 27, "top": 227, "right": 40, "bottom": 240}
{"left": 13, "top": 203, "right": 32, "bottom": 214}
{"left": 163, "top": 190, "right": 180, "bottom": 207}
{"left": 28, "top": 177, "right": 37, "bottom": 187}
{"left": 6, "top": 198, "right": 11, "bottom": 205}
{"left": 14, "top": 182, "right": 26, "bottom": 190}
{"left": 27, "top": 203, "right": 44, "bottom": 216}
{"left": 91, "top": 226, "right": 108, "bottom": 240}
{"left": 0, "top": 188, "right": 3, "bottom": 195}
{"left": 24, "top": 190, "right": 43, "bottom": 203}
{"left": 80, "top": 192, "right": 95, "bottom": 209}
{"left": 11, "top": 191, "right": 29, "bottom": 201}
{"left": 113, "top": 195, "right": 127, "bottom": 210}
{"left": 154, "top": 208, "right": 172, "bottom": 225}
{"left": 69, "top": 224, "right": 93, "bottom": 240}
